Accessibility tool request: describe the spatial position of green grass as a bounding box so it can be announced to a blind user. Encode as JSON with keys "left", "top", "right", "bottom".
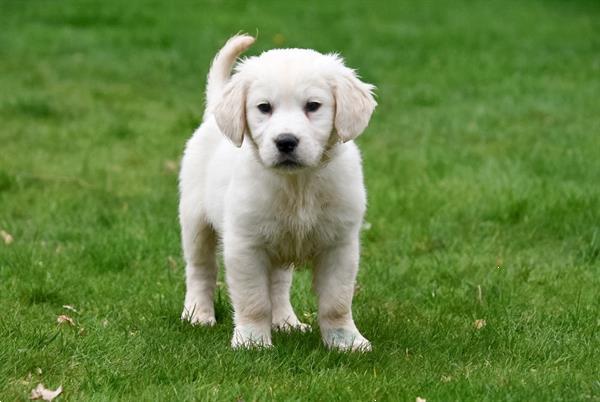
{"left": 1, "top": 0, "right": 599, "bottom": 400}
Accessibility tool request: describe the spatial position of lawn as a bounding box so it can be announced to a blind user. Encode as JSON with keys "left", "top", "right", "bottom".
{"left": 1, "top": 0, "right": 599, "bottom": 400}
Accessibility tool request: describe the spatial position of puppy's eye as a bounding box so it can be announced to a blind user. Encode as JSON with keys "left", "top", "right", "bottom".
{"left": 305, "top": 101, "right": 321, "bottom": 113}
{"left": 257, "top": 102, "right": 272, "bottom": 114}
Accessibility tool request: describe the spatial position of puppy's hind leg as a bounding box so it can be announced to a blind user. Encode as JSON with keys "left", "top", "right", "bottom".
{"left": 181, "top": 219, "right": 218, "bottom": 326}
{"left": 270, "top": 266, "right": 310, "bottom": 332}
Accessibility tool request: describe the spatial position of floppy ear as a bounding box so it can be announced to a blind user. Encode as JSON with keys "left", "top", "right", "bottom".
{"left": 214, "top": 75, "right": 247, "bottom": 147}
{"left": 333, "top": 67, "right": 377, "bottom": 142}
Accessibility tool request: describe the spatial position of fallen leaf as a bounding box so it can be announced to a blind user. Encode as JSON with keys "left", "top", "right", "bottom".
{"left": 416, "top": 397, "right": 426, "bottom": 402}
{"left": 272, "top": 33, "right": 285, "bottom": 46}
{"left": 20, "top": 372, "right": 33, "bottom": 385}
{"left": 101, "top": 318, "right": 109, "bottom": 328}
{"left": 441, "top": 374, "right": 452, "bottom": 383}
{"left": 57, "top": 315, "right": 75, "bottom": 326}
{"left": 474, "top": 319, "right": 487, "bottom": 330}
{"left": 302, "top": 311, "right": 316, "bottom": 320}
{"left": 1, "top": 229, "right": 14, "bottom": 245}
{"left": 62, "top": 305, "right": 77, "bottom": 313}
{"left": 361, "top": 221, "right": 372, "bottom": 231}
{"left": 29, "top": 384, "right": 62, "bottom": 401}
{"left": 166, "top": 256, "right": 178, "bottom": 270}
{"left": 35, "top": 368, "right": 43, "bottom": 375}
{"left": 164, "top": 160, "right": 178, "bottom": 173}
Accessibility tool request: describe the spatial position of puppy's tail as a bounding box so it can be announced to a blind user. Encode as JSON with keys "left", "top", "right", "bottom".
{"left": 204, "top": 34, "right": 255, "bottom": 117}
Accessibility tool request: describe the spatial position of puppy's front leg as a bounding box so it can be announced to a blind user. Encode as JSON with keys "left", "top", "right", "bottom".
{"left": 225, "top": 243, "right": 272, "bottom": 348}
{"left": 314, "top": 237, "right": 371, "bottom": 351}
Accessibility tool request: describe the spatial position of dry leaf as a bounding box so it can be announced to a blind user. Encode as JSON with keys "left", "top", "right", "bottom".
{"left": 272, "top": 33, "right": 286, "bottom": 46}
{"left": 416, "top": 397, "right": 426, "bottom": 402}
{"left": 20, "top": 372, "right": 33, "bottom": 385}
{"left": 302, "top": 311, "right": 316, "bottom": 320}
{"left": 361, "top": 221, "right": 372, "bottom": 231}
{"left": 167, "top": 256, "right": 178, "bottom": 270}
{"left": 62, "top": 305, "right": 77, "bottom": 313}
{"left": 101, "top": 318, "right": 109, "bottom": 328}
{"left": 474, "top": 319, "right": 487, "bottom": 329}
{"left": 57, "top": 315, "right": 75, "bottom": 326}
{"left": 164, "top": 160, "right": 178, "bottom": 173}
{"left": 1, "top": 229, "right": 14, "bottom": 245}
{"left": 29, "top": 384, "right": 62, "bottom": 401}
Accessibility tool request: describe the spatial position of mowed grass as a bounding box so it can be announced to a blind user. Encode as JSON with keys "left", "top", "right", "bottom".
{"left": 1, "top": 0, "right": 599, "bottom": 400}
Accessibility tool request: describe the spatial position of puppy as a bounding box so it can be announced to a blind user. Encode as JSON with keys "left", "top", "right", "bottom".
{"left": 179, "top": 35, "right": 376, "bottom": 351}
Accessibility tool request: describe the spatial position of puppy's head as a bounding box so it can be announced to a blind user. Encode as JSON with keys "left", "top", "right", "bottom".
{"left": 215, "top": 48, "right": 376, "bottom": 171}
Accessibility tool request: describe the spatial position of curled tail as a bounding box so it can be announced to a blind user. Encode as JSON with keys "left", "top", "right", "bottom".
{"left": 204, "top": 34, "right": 255, "bottom": 117}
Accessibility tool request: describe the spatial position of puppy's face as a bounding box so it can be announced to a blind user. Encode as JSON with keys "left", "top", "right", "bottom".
{"left": 245, "top": 67, "right": 335, "bottom": 169}
{"left": 215, "top": 49, "right": 376, "bottom": 172}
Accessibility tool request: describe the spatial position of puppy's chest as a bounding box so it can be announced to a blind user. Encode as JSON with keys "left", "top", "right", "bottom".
{"left": 258, "top": 192, "right": 337, "bottom": 264}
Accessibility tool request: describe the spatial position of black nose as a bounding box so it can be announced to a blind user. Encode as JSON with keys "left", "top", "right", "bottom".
{"left": 274, "top": 134, "right": 299, "bottom": 153}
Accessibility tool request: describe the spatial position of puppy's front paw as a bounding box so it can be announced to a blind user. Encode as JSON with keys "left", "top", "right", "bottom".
{"left": 181, "top": 304, "right": 216, "bottom": 326}
{"left": 231, "top": 325, "right": 272, "bottom": 349}
{"left": 322, "top": 328, "right": 371, "bottom": 352}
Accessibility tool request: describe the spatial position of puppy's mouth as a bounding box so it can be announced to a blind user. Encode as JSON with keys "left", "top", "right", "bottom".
{"left": 274, "top": 157, "right": 303, "bottom": 170}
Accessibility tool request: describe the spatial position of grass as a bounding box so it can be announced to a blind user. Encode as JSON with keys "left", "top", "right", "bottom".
{"left": 1, "top": 0, "right": 599, "bottom": 400}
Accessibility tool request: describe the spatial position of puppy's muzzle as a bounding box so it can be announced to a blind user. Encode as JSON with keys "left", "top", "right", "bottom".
{"left": 274, "top": 133, "right": 299, "bottom": 154}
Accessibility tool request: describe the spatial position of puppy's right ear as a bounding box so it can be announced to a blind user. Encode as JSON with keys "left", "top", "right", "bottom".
{"left": 332, "top": 66, "right": 377, "bottom": 143}
{"left": 214, "top": 75, "right": 246, "bottom": 147}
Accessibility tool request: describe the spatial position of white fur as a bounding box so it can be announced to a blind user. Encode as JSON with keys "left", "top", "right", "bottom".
{"left": 179, "top": 34, "right": 376, "bottom": 351}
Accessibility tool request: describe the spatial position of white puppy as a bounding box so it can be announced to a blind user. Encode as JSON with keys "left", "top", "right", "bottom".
{"left": 179, "top": 35, "right": 376, "bottom": 351}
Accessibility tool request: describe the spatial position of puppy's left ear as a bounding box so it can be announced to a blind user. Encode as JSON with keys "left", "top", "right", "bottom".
{"left": 333, "top": 66, "right": 377, "bottom": 142}
{"left": 214, "top": 74, "right": 247, "bottom": 147}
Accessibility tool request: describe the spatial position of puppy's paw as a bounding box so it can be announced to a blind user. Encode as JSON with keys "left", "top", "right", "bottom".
{"left": 272, "top": 319, "right": 311, "bottom": 333}
{"left": 181, "top": 305, "right": 216, "bottom": 326}
{"left": 231, "top": 325, "right": 272, "bottom": 349}
{"left": 322, "top": 328, "right": 372, "bottom": 352}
